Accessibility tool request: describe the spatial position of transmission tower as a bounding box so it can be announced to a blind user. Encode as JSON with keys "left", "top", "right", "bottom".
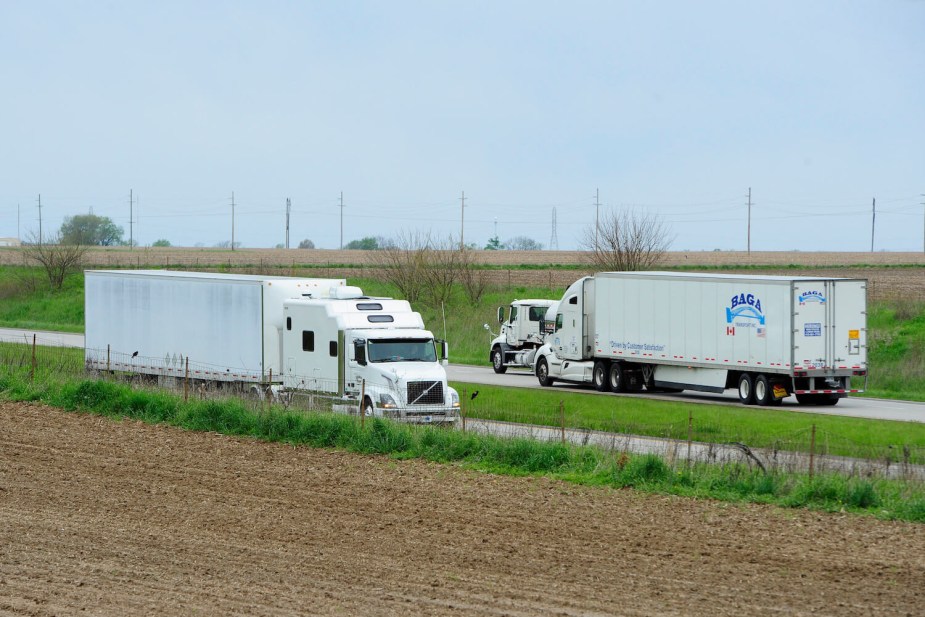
{"left": 550, "top": 207, "right": 559, "bottom": 250}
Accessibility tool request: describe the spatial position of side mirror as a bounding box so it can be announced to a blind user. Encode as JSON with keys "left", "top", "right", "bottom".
{"left": 354, "top": 339, "right": 367, "bottom": 366}
{"left": 497, "top": 306, "right": 505, "bottom": 324}
{"left": 437, "top": 339, "right": 449, "bottom": 365}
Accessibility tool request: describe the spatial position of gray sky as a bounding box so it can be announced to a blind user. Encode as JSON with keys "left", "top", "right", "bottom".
{"left": 2, "top": 1, "right": 923, "bottom": 251}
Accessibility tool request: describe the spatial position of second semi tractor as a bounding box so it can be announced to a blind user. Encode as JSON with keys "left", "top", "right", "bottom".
{"left": 534, "top": 271, "right": 867, "bottom": 406}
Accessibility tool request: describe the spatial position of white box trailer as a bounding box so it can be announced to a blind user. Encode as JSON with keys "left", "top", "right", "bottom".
{"left": 85, "top": 270, "right": 347, "bottom": 383}
{"left": 84, "top": 270, "right": 460, "bottom": 423}
{"left": 534, "top": 272, "right": 867, "bottom": 406}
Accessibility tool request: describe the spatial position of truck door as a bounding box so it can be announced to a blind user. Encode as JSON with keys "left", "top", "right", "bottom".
{"left": 793, "top": 280, "right": 865, "bottom": 371}
{"left": 504, "top": 305, "right": 518, "bottom": 346}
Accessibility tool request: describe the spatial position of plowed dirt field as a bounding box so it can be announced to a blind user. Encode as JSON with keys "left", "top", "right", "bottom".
{"left": 2, "top": 402, "right": 924, "bottom": 616}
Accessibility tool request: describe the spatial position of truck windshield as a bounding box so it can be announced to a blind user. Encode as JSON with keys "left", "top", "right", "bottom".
{"left": 367, "top": 338, "right": 437, "bottom": 363}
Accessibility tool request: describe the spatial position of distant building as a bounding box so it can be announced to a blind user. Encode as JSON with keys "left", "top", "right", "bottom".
{"left": 0, "top": 237, "right": 21, "bottom": 247}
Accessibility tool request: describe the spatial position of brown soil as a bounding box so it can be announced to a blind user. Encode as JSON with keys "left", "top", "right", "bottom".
{"left": 1, "top": 401, "right": 924, "bottom": 616}
{"left": 2, "top": 247, "right": 922, "bottom": 301}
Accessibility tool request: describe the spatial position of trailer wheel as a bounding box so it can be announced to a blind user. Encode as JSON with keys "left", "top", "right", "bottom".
{"left": 737, "top": 373, "right": 755, "bottom": 405}
{"left": 592, "top": 361, "right": 611, "bottom": 392}
{"left": 753, "top": 374, "right": 772, "bottom": 406}
{"left": 536, "top": 358, "right": 555, "bottom": 387}
{"left": 491, "top": 348, "right": 508, "bottom": 374}
{"left": 608, "top": 363, "right": 626, "bottom": 393}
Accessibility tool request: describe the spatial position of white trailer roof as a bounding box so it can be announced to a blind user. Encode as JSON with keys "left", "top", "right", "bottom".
{"left": 597, "top": 271, "right": 865, "bottom": 283}
{"left": 85, "top": 269, "right": 337, "bottom": 284}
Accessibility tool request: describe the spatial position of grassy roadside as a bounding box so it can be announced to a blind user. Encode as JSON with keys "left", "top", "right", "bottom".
{"left": 1, "top": 370, "right": 923, "bottom": 522}
{"left": 6, "top": 340, "right": 920, "bottom": 460}
{"left": 451, "top": 382, "right": 925, "bottom": 462}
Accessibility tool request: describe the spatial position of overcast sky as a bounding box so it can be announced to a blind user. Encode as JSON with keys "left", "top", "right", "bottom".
{"left": 2, "top": 1, "right": 923, "bottom": 251}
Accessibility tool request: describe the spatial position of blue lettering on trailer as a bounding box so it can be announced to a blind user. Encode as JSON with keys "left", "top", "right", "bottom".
{"left": 726, "top": 292, "right": 766, "bottom": 325}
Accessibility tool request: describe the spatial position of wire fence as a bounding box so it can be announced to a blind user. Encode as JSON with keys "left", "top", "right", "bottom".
{"left": 2, "top": 336, "right": 923, "bottom": 483}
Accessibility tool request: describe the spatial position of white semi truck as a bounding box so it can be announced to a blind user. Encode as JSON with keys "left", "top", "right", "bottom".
{"left": 485, "top": 299, "right": 557, "bottom": 373}
{"left": 533, "top": 272, "right": 867, "bottom": 406}
{"left": 84, "top": 270, "right": 460, "bottom": 423}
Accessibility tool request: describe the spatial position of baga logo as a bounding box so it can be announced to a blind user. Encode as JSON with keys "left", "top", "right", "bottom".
{"left": 726, "top": 292, "right": 765, "bottom": 325}
{"left": 798, "top": 290, "right": 826, "bottom": 305}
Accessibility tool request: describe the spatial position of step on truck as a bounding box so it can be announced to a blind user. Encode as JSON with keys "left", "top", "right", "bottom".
{"left": 84, "top": 270, "right": 460, "bottom": 423}
{"left": 485, "top": 298, "right": 557, "bottom": 373}
{"left": 533, "top": 271, "right": 867, "bottom": 406}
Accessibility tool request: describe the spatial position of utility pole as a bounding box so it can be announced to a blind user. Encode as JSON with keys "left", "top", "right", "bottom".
{"left": 921, "top": 194, "right": 925, "bottom": 255}
{"left": 594, "top": 188, "right": 600, "bottom": 249}
{"left": 550, "top": 207, "right": 559, "bottom": 250}
{"left": 285, "top": 197, "right": 291, "bottom": 249}
{"left": 129, "top": 189, "right": 134, "bottom": 250}
{"left": 870, "top": 197, "right": 875, "bottom": 253}
{"left": 231, "top": 191, "right": 235, "bottom": 251}
{"left": 37, "top": 194, "right": 42, "bottom": 245}
{"left": 747, "top": 187, "right": 752, "bottom": 255}
{"left": 460, "top": 191, "right": 466, "bottom": 250}
{"left": 339, "top": 192, "right": 345, "bottom": 250}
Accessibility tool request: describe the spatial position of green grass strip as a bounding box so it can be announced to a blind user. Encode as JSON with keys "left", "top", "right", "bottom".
{"left": 451, "top": 382, "right": 925, "bottom": 463}
{"left": 1, "top": 371, "right": 923, "bottom": 523}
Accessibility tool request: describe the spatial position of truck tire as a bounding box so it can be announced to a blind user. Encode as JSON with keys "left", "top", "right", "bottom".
{"left": 592, "top": 361, "right": 611, "bottom": 392}
{"left": 363, "top": 397, "right": 374, "bottom": 416}
{"left": 737, "top": 373, "right": 755, "bottom": 405}
{"left": 536, "top": 358, "right": 555, "bottom": 387}
{"left": 491, "top": 348, "right": 508, "bottom": 374}
{"left": 608, "top": 363, "right": 626, "bottom": 393}
{"left": 753, "top": 374, "right": 772, "bottom": 406}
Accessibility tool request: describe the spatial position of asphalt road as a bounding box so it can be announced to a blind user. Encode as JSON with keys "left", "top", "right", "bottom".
{"left": 2, "top": 327, "right": 922, "bottom": 423}
{"left": 446, "top": 364, "right": 925, "bottom": 424}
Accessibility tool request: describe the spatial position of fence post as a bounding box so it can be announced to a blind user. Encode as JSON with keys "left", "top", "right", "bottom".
{"left": 107, "top": 344, "right": 111, "bottom": 374}
{"left": 184, "top": 356, "right": 189, "bottom": 402}
{"left": 267, "top": 368, "right": 273, "bottom": 412}
{"left": 460, "top": 388, "right": 467, "bottom": 433}
{"left": 360, "top": 379, "right": 366, "bottom": 428}
{"left": 30, "top": 334, "right": 36, "bottom": 382}
{"left": 559, "top": 400, "right": 565, "bottom": 444}
{"left": 686, "top": 408, "right": 693, "bottom": 468}
{"left": 809, "top": 424, "right": 817, "bottom": 481}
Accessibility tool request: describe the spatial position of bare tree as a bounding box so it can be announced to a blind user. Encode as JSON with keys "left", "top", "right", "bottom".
{"left": 421, "top": 235, "right": 464, "bottom": 307}
{"left": 21, "top": 232, "right": 89, "bottom": 290}
{"left": 458, "top": 247, "right": 490, "bottom": 304}
{"left": 370, "top": 230, "right": 432, "bottom": 303}
{"left": 581, "top": 209, "right": 673, "bottom": 271}
{"left": 505, "top": 236, "right": 543, "bottom": 250}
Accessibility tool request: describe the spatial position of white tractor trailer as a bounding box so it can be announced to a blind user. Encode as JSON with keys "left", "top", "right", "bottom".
{"left": 533, "top": 272, "right": 867, "bottom": 406}
{"left": 84, "top": 270, "right": 460, "bottom": 423}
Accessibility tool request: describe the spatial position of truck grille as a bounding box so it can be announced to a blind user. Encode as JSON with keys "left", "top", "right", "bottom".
{"left": 407, "top": 381, "right": 444, "bottom": 405}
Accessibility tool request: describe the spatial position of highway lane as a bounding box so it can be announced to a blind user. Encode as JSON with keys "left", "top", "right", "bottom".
{"left": 2, "top": 327, "right": 922, "bottom": 423}
{"left": 447, "top": 364, "right": 925, "bottom": 424}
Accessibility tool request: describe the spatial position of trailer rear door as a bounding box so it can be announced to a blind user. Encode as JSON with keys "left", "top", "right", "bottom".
{"left": 792, "top": 280, "right": 866, "bottom": 372}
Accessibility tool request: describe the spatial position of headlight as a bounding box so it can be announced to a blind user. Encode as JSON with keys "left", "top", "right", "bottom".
{"left": 378, "top": 393, "right": 398, "bottom": 409}
{"left": 449, "top": 389, "right": 460, "bottom": 408}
